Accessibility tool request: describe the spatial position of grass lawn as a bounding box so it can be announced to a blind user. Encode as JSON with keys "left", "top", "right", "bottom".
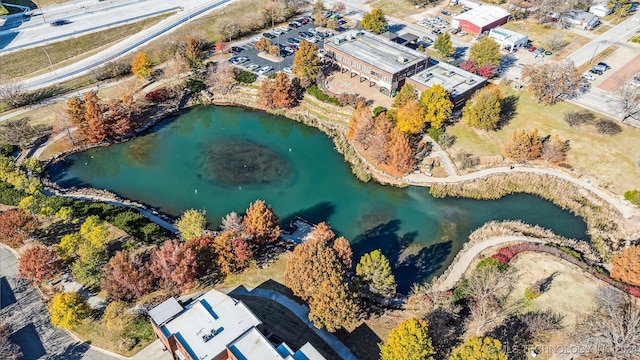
{"left": 219, "top": 251, "right": 289, "bottom": 289}
{"left": 447, "top": 85, "right": 640, "bottom": 194}
{"left": 365, "top": 0, "right": 419, "bottom": 20}
{"left": 0, "top": 13, "right": 173, "bottom": 80}
{"left": 502, "top": 20, "right": 584, "bottom": 60}
{"left": 577, "top": 45, "right": 618, "bottom": 72}
{"left": 74, "top": 315, "right": 156, "bottom": 357}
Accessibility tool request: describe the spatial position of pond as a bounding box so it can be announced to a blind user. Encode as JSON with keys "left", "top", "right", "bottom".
{"left": 48, "top": 106, "right": 588, "bottom": 292}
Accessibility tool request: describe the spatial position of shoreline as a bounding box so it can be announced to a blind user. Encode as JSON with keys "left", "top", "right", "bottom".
{"left": 37, "top": 90, "right": 639, "bottom": 252}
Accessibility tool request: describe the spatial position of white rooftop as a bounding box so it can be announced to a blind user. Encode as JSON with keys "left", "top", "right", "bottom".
{"left": 489, "top": 26, "right": 527, "bottom": 41}
{"left": 409, "top": 61, "right": 486, "bottom": 97}
{"left": 161, "top": 290, "right": 262, "bottom": 360}
{"left": 453, "top": 6, "right": 511, "bottom": 28}
{"left": 148, "top": 297, "right": 183, "bottom": 326}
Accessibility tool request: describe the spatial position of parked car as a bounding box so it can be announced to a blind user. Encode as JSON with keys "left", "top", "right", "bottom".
{"left": 283, "top": 66, "right": 293, "bottom": 74}
{"left": 630, "top": 76, "right": 640, "bottom": 87}
{"left": 582, "top": 73, "right": 596, "bottom": 81}
{"left": 532, "top": 47, "right": 545, "bottom": 57}
{"left": 231, "top": 46, "right": 244, "bottom": 53}
{"left": 263, "top": 32, "right": 276, "bottom": 39}
{"left": 338, "top": 19, "right": 347, "bottom": 26}
{"left": 441, "top": 10, "right": 450, "bottom": 16}
{"left": 431, "top": 28, "right": 442, "bottom": 35}
{"left": 246, "top": 64, "right": 260, "bottom": 71}
{"left": 258, "top": 66, "right": 273, "bottom": 75}
{"left": 457, "top": 31, "right": 467, "bottom": 37}
{"left": 589, "top": 67, "right": 604, "bottom": 75}
{"left": 450, "top": 27, "right": 460, "bottom": 34}
{"left": 298, "top": 31, "right": 312, "bottom": 39}
{"left": 473, "top": 33, "right": 485, "bottom": 40}
{"left": 289, "top": 21, "right": 301, "bottom": 28}
{"left": 527, "top": 45, "right": 537, "bottom": 52}
{"left": 422, "top": 35, "right": 435, "bottom": 43}
{"left": 596, "top": 62, "right": 611, "bottom": 71}
{"left": 297, "top": 17, "right": 309, "bottom": 24}
{"left": 279, "top": 26, "right": 291, "bottom": 33}
{"left": 288, "top": 37, "right": 301, "bottom": 44}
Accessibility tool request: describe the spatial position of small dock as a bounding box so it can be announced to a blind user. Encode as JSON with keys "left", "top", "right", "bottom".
{"left": 281, "top": 217, "right": 317, "bottom": 244}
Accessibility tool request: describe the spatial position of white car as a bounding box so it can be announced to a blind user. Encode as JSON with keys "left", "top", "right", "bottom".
{"left": 308, "top": 28, "right": 318, "bottom": 35}
{"left": 258, "top": 66, "right": 273, "bottom": 75}
{"left": 272, "top": 28, "right": 284, "bottom": 35}
{"left": 279, "top": 26, "right": 291, "bottom": 32}
{"left": 457, "top": 31, "right": 467, "bottom": 36}
{"left": 630, "top": 77, "right": 640, "bottom": 87}
{"left": 582, "top": 73, "right": 596, "bottom": 81}
{"left": 246, "top": 64, "right": 260, "bottom": 71}
{"left": 283, "top": 66, "right": 293, "bottom": 74}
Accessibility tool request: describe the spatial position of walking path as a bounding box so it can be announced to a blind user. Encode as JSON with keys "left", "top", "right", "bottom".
{"left": 229, "top": 287, "right": 358, "bottom": 360}
{"left": 436, "top": 235, "right": 544, "bottom": 291}
{"left": 405, "top": 165, "right": 639, "bottom": 221}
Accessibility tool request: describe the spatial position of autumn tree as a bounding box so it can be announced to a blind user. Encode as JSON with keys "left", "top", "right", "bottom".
{"left": 184, "top": 37, "right": 204, "bottom": 70}
{"left": 257, "top": 77, "right": 275, "bottom": 107}
{"left": 502, "top": 129, "right": 543, "bottom": 162}
{"left": 420, "top": 84, "right": 453, "bottom": 129}
{"left": 434, "top": 33, "right": 454, "bottom": 57}
{"left": 361, "top": 8, "right": 387, "bottom": 33}
{"left": 522, "top": 61, "right": 581, "bottom": 105}
{"left": 150, "top": 240, "right": 199, "bottom": 291}
{"left": 396, "top": 99, "right": 425, "bottom": 134}
{"left": 18, "top": 245, "right": 60, "bottom": 283}
{"left": 83, "top": 91, "right": 109, "bottom": 143}
{"left": 214, "top": 230, "right": 254, "bottom": 276}
{"left": 284, "top": 223, "right": 358, "bottom": 332}
{"left": 462, "top": 85, "right": 503, "bottom": 131}
{"left": 0, "top": 322, "right": 22, "bottom": 360}
{"left": 393, "top": 84, "right": 418, "bottom": 108}
{"left": 175, "top": 209, "right": 207, "bottom": 241}
{"left": 243, "top": 200, "right": 280, "bottom": 245}
{"left": 72, "top": 240, "right": 108, "bottom": 290}
{"left": 450, "top": 336, "right": 507, "bottom": 360}
{"left": 388, "top": 127, "right": 415, "bottom": 174}
{"left": 574, "top": 287, "right": 640, "bottom": 360}
{"left": 272, "top": 73, "right": 296, "bottom": 109}
{"left": 347, "top": 104, "right": 375, "bottom": 148}
{"left": 66, "top": 96, "right": 86, "bottom": 128}
{"left": 131, "top": 52, "right": 153, "bottom": 79}
{"left": 379, "top": 318, "right": 436, "bottom": 360}
{"left": 610, "top": 246, "right": 640, "bottom": 287}
{"left": 370, "top": 114, "right": 392, "bottom": 164}
{"left": 356, "top": 249, "right": 397, "bottom": 298}
{"left": 460, "top": 59, "right": 478, "bottom": 74}
{"left": 102, "top": 301, "right": 134, "bottom": 336}
{"left": 477, "top": 62, "right": 497, "bottom": 78}
{"left": 541, "top": 134, "right": 568, "bottom": 164}
{"left": 101, "top": 250, "right": 154, "bottom": 301}
{"left": 333, "top": 236, "right": 353, "bottom": 271}
{"left": 293, "top": 41, "right": 320, "bottom": 80}
{"left": 0, "top": 208, "right": 36, "bottom": 247}
{"left": 49, "top": 292, "right": 91, "bottom": 330}
{"left": 187, "top": 234, "right": 217, "bottom": 275}
{"left": 469, "top": 37, "right": 502, "bottom": 67}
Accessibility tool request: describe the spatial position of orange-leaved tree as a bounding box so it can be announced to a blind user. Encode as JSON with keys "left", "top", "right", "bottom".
{"left": 242, "top": 200, "right": 280, "bottom": 245}
{"left": 18, "top": 245, "right": 60, "bottom": 283}
{"left": 610, "top": 246, "right": 640, "bottom": 287}
{"left": 131, "top": 52, "right": 153, "bottom": 79}
{"left": 502, "top": 129, "right": 543, "bottom": 162}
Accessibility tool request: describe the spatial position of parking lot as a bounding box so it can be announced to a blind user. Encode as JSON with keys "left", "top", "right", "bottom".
{"left": 228, "top": 15, "right": 345, "bottom": 77}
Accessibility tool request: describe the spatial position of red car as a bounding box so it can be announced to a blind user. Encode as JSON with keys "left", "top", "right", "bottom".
{"left": 527, "top": 45, "right": 536, "bottom": 52}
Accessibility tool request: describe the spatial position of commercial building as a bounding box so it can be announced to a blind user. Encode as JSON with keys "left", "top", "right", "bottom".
{"left": 562, "top": 10, "right": 600, "bottom": 30}
{"left": 451, "top": 6, "right": 511, "bottom": 34}
{"left": 406, "top": 61, "right": 487, "bottom": 107}
{"left": 149, "top": 290, "right": 326, "bottom": 360}
{"left": 324, "top": 29, "right": 429, "bottom": 95}
{"left": 488, "top": 26, "right": 529, "bottom": 52}
{"left": 589, "top": 0, "right": 612, "bottom": 17}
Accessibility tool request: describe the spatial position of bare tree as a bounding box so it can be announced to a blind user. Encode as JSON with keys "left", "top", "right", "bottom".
{"left": 0, "top": 322, "right": 22, "bottom": 360}
{"left": 207, "top": 62, "right": 237, "bottom": 96}
{"left": 574, "top": 287, "right": 640, "bottom": 360}
{"left": 541, "top": 134, "right": 568, "bottom": 164}
{"left": 0, "top": 78, "right": 25, "bottom": 108}
{"left": 544, "top": 32, "right": 566, "bottom": 51}
{"left": 0, "top": 117, "right": 52, "bottom": 148}
{"left": 612, "top": 78, "right": 640, "bottom": 121}
{"left": 163, "top": 53, "right": 188, "bottom": 83}
{"left": 465, "top": 266, "right": 521, "bottom": 335}
{"left": 217, "top": 19, "right": 241, "bottom": 43}
{"left": 522, "top": 61, "right": 582, "bottom": 105}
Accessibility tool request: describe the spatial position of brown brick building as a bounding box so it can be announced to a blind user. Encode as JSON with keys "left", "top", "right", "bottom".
{"left": 324, "top": 30, "right": 429, "bottom": 96}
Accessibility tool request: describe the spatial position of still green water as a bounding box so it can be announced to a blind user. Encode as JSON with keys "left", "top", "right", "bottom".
{"left": 49, "top": 106, "right": 587, "bottom": 291}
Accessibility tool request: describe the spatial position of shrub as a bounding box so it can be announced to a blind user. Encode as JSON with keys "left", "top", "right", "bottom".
{"left": 477, "top": 257, "right": 509, "bottom": 272}
{"left": 235, "top": 71, "right": 256, "bottom": 83}
{"left": 491, "top": 247, "right": 516, "bottom": 263}
{"left": 624, "top": 190, "right": 640, "bottom": 206}
{"left": 306, "top": 85, "right": 342, "bottom": 106}
{"left": 427, "top": 127, "right": 444, "bottom": 142}
{"left": 595, "top": 119, "right": 622, "bottom": 135}
{"left": 524, "top": 287, "right": 541, "bottom": 302}
{"left": 0, "top": 181, "right": 27, "bottom": 206}
{"left": 563, "top": 110, "right": 595, "bottom": 126}
{"left": 96, "top": 60, "right": 131, "bottom": 81}
{"left": 437, "top": 133, "right": 456, "bottom": 149}
{"left": 455, "top": 151, "right": 478, "bottom": 169}
{"left": 0, "top": 144, "right": 15, "bottom": 156}
{"left": 453, "top": 278, "right": 468, "bottom": 301}
{"left": 144, "top": 88, "right": 171, "bottom": 103}
{"left": 338, "top": 93, "right": 365, "bottom": 107}
{"left": 558, "top": 246, "right": 582, "bottom": 260}
{"left": 186, "top": 78, "right": 206, "bottom": 93}
{"left": 373, "top": 106, "right": 387, "bottom": 117}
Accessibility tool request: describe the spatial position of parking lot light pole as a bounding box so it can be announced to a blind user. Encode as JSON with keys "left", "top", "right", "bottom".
{"left": 590, "top": 40, "right": 606, "bottom": 64}
{"left": 42, "top": 48, "right": 60, "bottom": 85}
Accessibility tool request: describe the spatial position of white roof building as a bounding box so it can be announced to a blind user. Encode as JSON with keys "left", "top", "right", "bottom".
{"left": 149, "top": 289, "right": 326, "bottom": 360}
{"left": 488, "top": 26, "right": 529, "bottom": 52}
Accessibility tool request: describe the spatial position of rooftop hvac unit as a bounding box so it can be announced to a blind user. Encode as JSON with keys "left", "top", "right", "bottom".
{"left": 333, "top": 37, "right": 345, "bottom": 45}
{"left": 346, "top": 34, "right": 354, "bottom": 41}
{"left": 202, "top": 328, "right": 219, "bottom": 342}
{"left": 422, "top": 72, "right": 433, "bottom": 80}
{"left": 397, "top": 57, "right": 408, "bottom": 64}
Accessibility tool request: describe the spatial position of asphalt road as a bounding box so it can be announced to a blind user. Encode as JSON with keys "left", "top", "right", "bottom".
{"left": 0, "top": 0, "right": 215, "bottom": 53}
{"left": 17, "top": 0, "right": 235, "bottom": 90}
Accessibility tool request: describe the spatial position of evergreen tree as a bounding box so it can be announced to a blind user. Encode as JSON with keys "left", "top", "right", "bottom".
{"left": 356, "top": 249, "right": 397, "bottom": 298}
